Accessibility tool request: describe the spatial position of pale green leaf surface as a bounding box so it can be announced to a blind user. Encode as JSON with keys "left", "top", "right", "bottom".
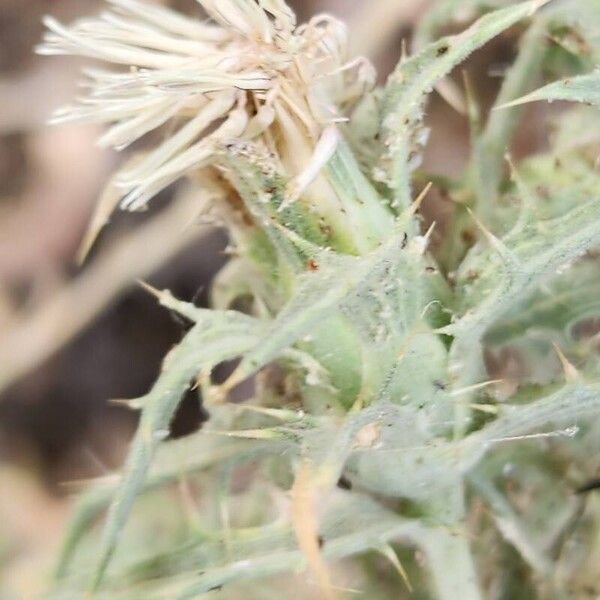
{"left": 447, "top": 158, "right": 600, "bottom": 394}
{"left": 486, "top": 260, "right": 600, "bottom": 345}
{"left": 91, "top": 308, "right": 268, "bottom": 589}
{"left": 228, "top": 224, "right": 449, "bottom": 409}
{"left": 55, "top": 433, "right": 280, "bottom": 579}
{"left": 471, "top": 21, "right": 548, "bottom": 218}
{"left": 552, "top": 105, "right": 600, "bottom": 153}
{"left": 412, "top": 0, "right": 514, "bottom": 49}
{"left": 472, "top": 384, "right": 600, "bottom": 450}
{"left": 326, "top": 139, "right": 395, "bottom": 251}
{"left": 173, "top": 492, "right": 425, "bottom": 599}
{"left": 348, "top": 384, "right": 600, "bottom": 503}
{"left": 547, "top": 0, "right": 600, "bottom": 62}
{"left": 379, "top": 0, "right": 546, "bottom": 208}
{"left": 58, "top": 492, "right": 427, "bottom": 599}
{"left": 500, "top": 72, "right": 600, "bottom": 109}
{"left": 469, "top": 472, "right": 554, "bottom": 575}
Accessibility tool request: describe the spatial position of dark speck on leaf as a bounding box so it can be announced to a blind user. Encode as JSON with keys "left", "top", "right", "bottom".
{"left": 337, "top": 475, "right": 353, "bottom": 490}
{"left": 461, "top": 229, "right": 476, "bottom": 245}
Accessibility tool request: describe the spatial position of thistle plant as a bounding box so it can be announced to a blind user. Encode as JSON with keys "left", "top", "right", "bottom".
{"left": 39, "top": 0, "right": 600, "bottom": 598}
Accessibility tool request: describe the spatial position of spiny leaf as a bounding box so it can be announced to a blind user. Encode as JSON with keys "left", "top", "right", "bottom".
{"left": 86, "top": 492, "right": 424, "bottom": 598}
{"left": 348, "top": 383, "right": 600, "bottom": 505}
{"left": 471, "top": 20, "right": 548, "bottom": 219}
{"left": 379, "top": 0, "right": 547, "bottom": 208}
{"left": 446, "top": 160, "right": 600, "bottom": 395}
{"left": 468, "top": 472, "right": 554, "bottom": 575}
{"left": 225, "top": 218, "right": 448, "bottom": 409}
{"left": 223, "top": 249, "right": 360, "bottom": 387}
{"left": 486, "top": 260, "right": 600, "bottom": 345}
{"left": 412, "top": 0, "right": 514, "bottom": 49}
{"left": 325, "top": 139, "right": 395, "bottom": 252}
{"left": 346, "top": 402, "right": 464, "bottom": 503}
{"left": 471, "top": 383, "right": 600, "bottom": 452}
{"left": 221, "top": 142, "right": 320, "bottom": 277}
{"left": 459, "top": 163, "right": 600, "bottom": 328}
{"left": 174, "top": 492, "right": 426, "bottom": 599}
{"left": 91, "top": 307, "right": 267, "bottom": 589}
{"left": 545, "top": 0, "right": 600, "bottom": 62}
{"left": 499, "top": 72, "right": 600, "bottom": 109}
{"left": 55, "top": 434, "right": 278, "bottom": 579}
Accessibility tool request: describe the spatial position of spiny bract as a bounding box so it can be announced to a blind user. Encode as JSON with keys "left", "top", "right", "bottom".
{"left": 41, "top": 0, "right": 600, "bottom": 598}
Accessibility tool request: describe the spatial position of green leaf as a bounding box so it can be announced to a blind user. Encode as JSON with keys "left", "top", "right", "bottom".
{"left": 546, "top": 0, "right": 600, "bottom": 63}
{"left": 350, "top": 383, "right": 600, "bottom": 504}
{"left": 552, "top": 105, "right": 600, "bottom": 154}
{"left": 60, "top": 492, "right": 428, "bottom": 599}
{"left": 500, "top": 72, "right": 600, "bottom": 109}
{"left": 379, "top": 0, "right": 547, "bottom": 208}
{"left": 172, "top": 492, "right": 426, "bottom": 599}
{"left": 471, "top": 20, "right": 548, "bottom": 220}
{"left": 55, "top": 433, "right": 279, "bottom": 579}
{"left": 226, "top": 220, "right": 449, "bottom": 409}
{"left": 486, "top": 260, "right": 600, "bottom": 345}
{"left": 468, "top": 471, "right": 554, "bottom": 576}
{"left": 447, "top": 159, "right": 600, "bottom": 395}
{"left": 90, "top": 306, "right": 267, "bottom": 589}
{"left": 325, "top": 139, "right": 395, "bottom": 252}
{"left": 472, "top": 383, "right": 600, "bottom": 450}
{"left": 412, "top": 0, "right": 514, "bottom": 49}
{"left": 346, "top": 402, "right": 465, "bottom": 504}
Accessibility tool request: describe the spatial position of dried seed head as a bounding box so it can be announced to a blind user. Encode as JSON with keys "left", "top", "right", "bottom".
{"left": 38, "top": 0, "right": 375, "bottom": 216}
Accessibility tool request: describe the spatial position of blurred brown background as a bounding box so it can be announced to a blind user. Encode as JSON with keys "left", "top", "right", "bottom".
{"left": 0, "top": 0, "right": 542, "bottom": 596}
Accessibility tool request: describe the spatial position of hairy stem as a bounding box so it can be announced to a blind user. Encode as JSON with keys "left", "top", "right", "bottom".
{"left": 422, "top": 527, "right": 482, "bottom": 600}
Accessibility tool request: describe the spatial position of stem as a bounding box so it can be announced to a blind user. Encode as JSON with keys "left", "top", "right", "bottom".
{"left": 472, "top": 21, "right": 548, "bottom": 224}
{"left": 421, "top": 527, "right": 482, "bottom": 600}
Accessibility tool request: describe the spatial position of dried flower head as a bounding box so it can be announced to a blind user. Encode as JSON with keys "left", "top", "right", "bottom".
{"left": 38, "top": 0, "right": 375, "bottom": 215}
